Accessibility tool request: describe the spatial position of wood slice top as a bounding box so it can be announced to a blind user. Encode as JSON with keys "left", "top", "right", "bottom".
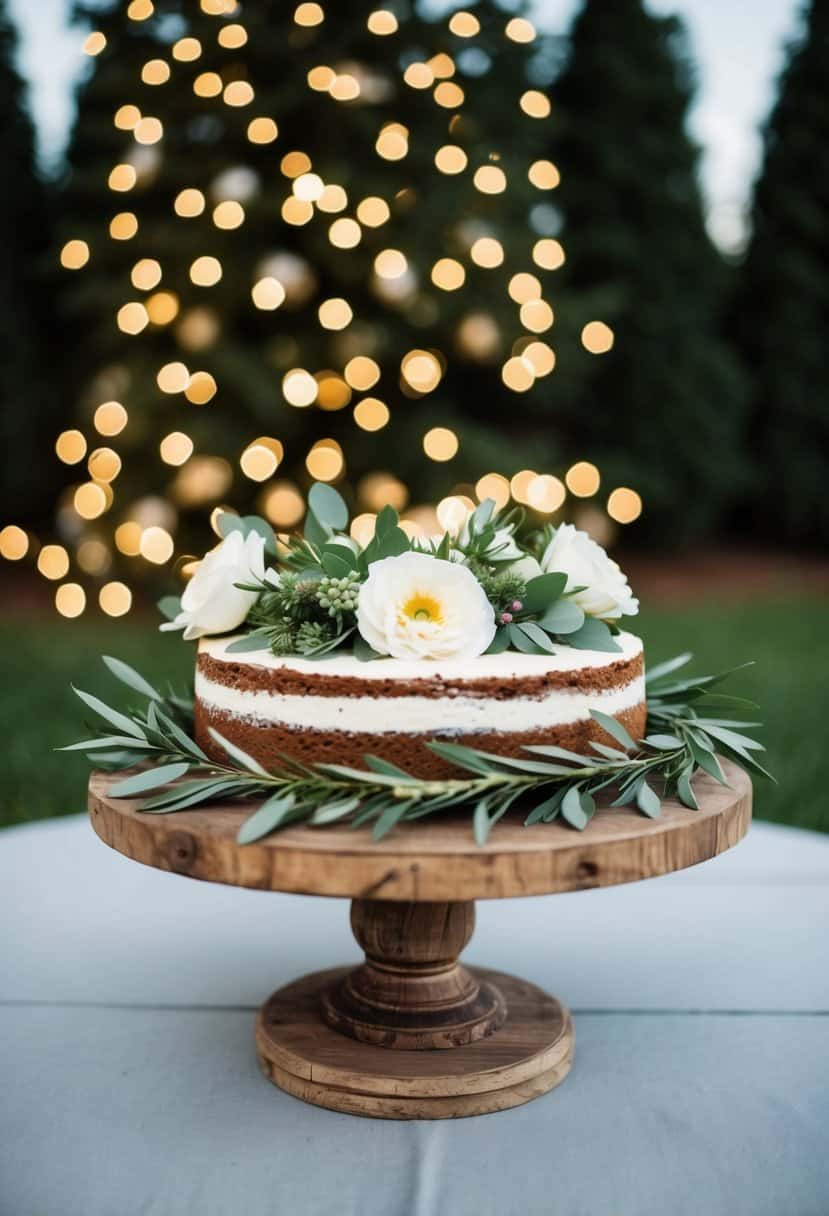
{"left": 88, "top": 761, "right": 751, "bottom": 901}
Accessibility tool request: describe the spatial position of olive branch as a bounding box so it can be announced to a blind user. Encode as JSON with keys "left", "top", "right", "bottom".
{"left": 63, "top": 652, "right": 771, "bottom": 846}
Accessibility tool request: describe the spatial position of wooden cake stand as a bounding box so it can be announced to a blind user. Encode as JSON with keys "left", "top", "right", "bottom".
{"left": 89, "top": 762, "right": 751, "bottom": 1120}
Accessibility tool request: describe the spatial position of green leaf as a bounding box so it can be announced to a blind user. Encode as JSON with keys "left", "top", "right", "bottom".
{"left": 565, "top": 618, "right": 622, "bottom": 653}
{"left": 677, "top": 766, "right": 698, "bottom": 810}
{"left": 524, "top": 789, "right": 565, "bottom": 825}
{"left": 224, "top": 631, "right": 272, "bottom": 654}
{"left": 321, "top": 551, "right": 354, "bottom": 579}
{"left": 471, "top": 497, "right": 495, "bottom": 530}
{"left": 374, "top": 503, "right": 399, "bottom": 538}
{"left": 140, "top": 778, "right": 252, "bottom": 813}
{"left": 590, "top": 709, "right": 636, "bottom": 752}
{"left": 309, "top": 482, "right": 349, "bottom": 532}
{"left": 521, "top": 573, "right": 568, "bottom": 615}
{"left": 561, "top": 786, "right": 589, "bottom": 830}
{"left": 523, "top": 743, "right": 592, "bottom": 764}
{"left": 102, "top": 656, "right": 163, "bottom": 702}
{"left": 237, "top": 793, "right": 296, "bottom": 843}
{"left": 108, "top": 763, "right": 191, "bottom": 797}
{"left": 511, "top": 621, "right": 557, "bottom": 654}
{"left": 701, "top": 725, "right": 765, "bottom": 753}
{"left": 72, "top": 687, "right": 148, "bottom": 741}
{"left": 636, "top": 780, "right": 661, "bottom": 818}
{"left": 241, "top": 515, "right": 278, "bottom": 556}
{"left": 215, "top": 512, "right": 246, "bottom": 539}
{"left": 473, "top": 799, "right": 493, "bottom": 846}
{"left": 157, "top": 595, "right": 182, "bottom": 622}
{"left": 486, "top": 754, "right": 581, "bottom": 776}
{"left": 589, "top": 741, "right": 631, "bottom": 761}
{"left": 644, "top": 734, "right": 684, "bottom": 750}
{"left": 302, "top": 627, "right": 355, "bottom": 658}
{"left": 148, "top": 704, "right": 207, "bottom": 761}
{"left": 688, "top": 741, "right": 726, "bottom": 784}
{"left": 59, "top": 735, "right": 158, "bottom": 752}
{"left": 353, "top": 634, "right": 385, "bottom": 662}
{"left": 426, "top": 741, "right": 494, "bottom": 775}
{"left": 363, "top": 755, "right": 414, "bottom": 778}
{"left": 646, "top": 653, "right": 693, "bottom": 684}
{"left": 372, "top": 803, "right": 411, "bottom": 840}
{"left": 207, "top": 727, "right": 268, "bottom": 775}
{"left": 310, "top": 797, "right": 361, "bottom": 825}
{"left": 303, "top": 509, "right": 330, "bottom": 549}
{"left": 485, "top": 627, "right": 510, "bottom": 655}
{"left": 538, "top": 600, "right": 584, "bottom": 635}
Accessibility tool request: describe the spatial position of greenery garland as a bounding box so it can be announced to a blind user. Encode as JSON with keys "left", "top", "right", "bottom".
{"left": 64, "top": 653, "right": 770, "bottom": 846}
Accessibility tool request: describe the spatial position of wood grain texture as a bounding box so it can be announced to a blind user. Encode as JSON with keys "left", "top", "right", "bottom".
{"left": 256, "top": 966, "right": 574, "bottom": 1119}
{"left": 88, "top": 761, "right": 752, "bottom": 901}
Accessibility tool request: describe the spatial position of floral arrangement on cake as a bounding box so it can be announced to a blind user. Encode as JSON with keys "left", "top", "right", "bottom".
{"left": 157, "top": 482, "right": 639, "bottom": 660}
{"left": 65, "top": 484, "right": 770, "bottom": 844}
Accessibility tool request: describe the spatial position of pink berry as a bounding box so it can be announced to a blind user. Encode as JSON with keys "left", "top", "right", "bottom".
{"left": 500, "top": 612, "right": 513, "bottom": 624}
{"left": 512, "top": 600, "right": 523, "bottom": 612}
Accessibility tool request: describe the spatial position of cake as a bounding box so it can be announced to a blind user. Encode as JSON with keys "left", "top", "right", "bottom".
{"left": 194, "top": 632, "right": 646, "bottom": 780}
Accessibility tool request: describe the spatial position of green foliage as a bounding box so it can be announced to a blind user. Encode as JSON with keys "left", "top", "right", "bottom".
{"left": 63, "top": 651, "right": 769, "bottom": 846}
{"left": 730, "top": 0, "right": 829, "bottom": 543}
{"left": 549, "top": 0, "right": 747, "bottom": 542}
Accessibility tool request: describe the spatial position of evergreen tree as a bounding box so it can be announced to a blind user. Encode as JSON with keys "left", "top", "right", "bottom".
{"left": 731, "top": 0, "right": 829, "bottom": 544}
{"left": 548, "top": 0, "right": 746, "bottom": 542}
{"left": 0, "top": 1, "right": 57, "bottom": 524}
{"left": 55, "top": 0, "right": 597, "bottom": 570}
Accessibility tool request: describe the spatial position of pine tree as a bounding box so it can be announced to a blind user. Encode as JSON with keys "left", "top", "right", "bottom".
{"left": 0, "top": 1, "right": 57, "bottom": 524}
{"left": 731, "top": 0, "right": 829, "bottom": 544}
{"left": 548, "top": 0, "right": 746, "bottom": 542}
{"left": 55, "top": 0, "right": 598, "bottom": 570}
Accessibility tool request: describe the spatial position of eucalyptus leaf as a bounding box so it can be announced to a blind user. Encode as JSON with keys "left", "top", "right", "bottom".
{"left": 309, "top": 482, "right": 349, "bottom": 532}
{"left": 590, "top": 709, "right": 636, "bottom": 752}
{"left": 311, "top": 797, "right": 361, "bottom": 825}
{"left": 645, "top": 653, "right": 693, "bottom": 684}
{"left": 521, "top": 573, "right": 567, "bottom": 615}
{"left": 207, "top": 727, "right": 268, "bottom": 775}
{"left": 636, "top": 780, "right": 661, "bottom": 818}
{"left": 102, "top": 656, "right": 163, "bottom": 702}
{"left": 644, "top": 734, "right": 684, "bottom": 750}
{"left": 538, "top": 600, "right": 584, "bottom": 635}
{"left": 561, "top": 786, "right": 588, "bottom": 830}
{"left": 108, "top": 762, "right": 191, "bottom": 797}
{"left": 565, "top": 618, "right": 622, "bottom": 653}
{"left": 237, "top": 793, "right": 296, "bottom": 844}
{"left": 72, "top": 687, "right": 148, "bottom": 741}
{"left": 484, "top": 627, "right": 510, "bottom": 655}
{"left": 511, "top": 621, "right": 557, "bottom": 654}
{"left": 677, "top": 766, "right": 698, "bottom": 810}
{"left": 224, "top": 631, "right": 272, "bottom": 654}
{"left": 157, "top": 595, "right": 182, "bottom": 622}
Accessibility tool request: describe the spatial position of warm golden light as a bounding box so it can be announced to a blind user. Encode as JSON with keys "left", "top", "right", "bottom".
{"left": 374, "top": 248, "right": 407, "bottom": 279}
{"left": 523, "top": 341, "right": 556, "bottom": 377}
{"left": 88, "top": 447, "right": 121, "bottom": 483}
{"left": 76, "top": 539, "right": 111, "bottom": 576}
{"left": 160, "top": 432, "right": 194, "bottom": 466}
{"left": 115, "top": 522, "right": 143, "bottom": 556}
{"left": 114, "top": 104, "right": 141, "bottom": 131}
{"left": 402, "top": 350, "right": 442, "bottom": 393}
{"left": 108, "top": 164, "right": 137, "bottom": 192}
{"left": 501, "top": 356, "right": 535, "bottom": 392}
{"left": 99, "top": 581, "right": 132, "bottom": 617}
{"left": 359, "top": 472, "right": 408, "bottom": 512}
{"left": 141, "top": 59, "right": 170, "bottom": 86}
{"left": 306, "top": 439, "right": 344, "bottom": 482}
{"left": 317, "top": 184, "right": 348, "bottom": 212}
{"left": 607, "top": 487, "right": 642, "bottom": 524}
{"left": 520, "top": 299, "right": 554, "bottom": 333}
{"left": 566, "top": 461, "right": 601, "bottom": 498}
{"left": 449, "top": 11, "right": 479, "bottom": 36}
{"left": 434, "top": 81, "right": 464, "bottom": 108}
{"left": 146, "top": 291, "right": 179, "bottom": 325}
{"left": 247, "top": 116, "right": 278, "bottom": 144}
{"left": 174, "top": 188, "right": 206, "bottom": 218}
{"left": 74, "top": 482, "right": 108, "bottom": 520}
{"left": 434, "top": 144, "right": 467, "bottom": 175}
{"left": 283, "top": 368, "right": 318, "bottom": 407}
{"left": 475, "top": 473, "right": 511, "bottom": 510}
{"left": 94, "top": 402, "right": 128, "bottom": 436}
{"left": 0, "top": 525, "right": 29, "bottom": 560}
{"left": 506, "top": 17, "right": 536, "bottom": 42}
{"left": 251, "top": 277, "right": 285, "bottom": 310}
{"left": 172, "top": 457, "right": 232, "bottom": 506}
{"left": 241, "top": 443, "right": 279, "bottom": 482}
{"left": 134, "top": 116, "right": 163, "bottom": 144}
{"left": 510, "top": 469, "right": 537, "bottom": 504}
{"left": 55, "top": 583, "right": 86, "bottom": 618}
{"left": 353, "top": 397, "right": 389, "bottom": 431}
{"left": 520, "top": 91, "right": 551, "bottom": 119}
{"left": 329, "top": 217, "right": 361, "bottom": 248}
{"left": 350, "top": 513, "right": 377, "bottom": 546}
{"left": 375, "top": 125, "right": 408, "bottom": 160}
{"left": 130, "top": 259, "right": 161, "bottom": 291}
{"left": 37, "top": 544, "right": 69, "bottom": 580}
{"left": 532, "top": 238, "right": 565, "bottom": 271}
{"left": 423, "top": 426, "right": 458, "bottom": 462}
{"left": 582, "top": 321, "right": 615, "bottom": 354}
{"left": 56, "top": 430, "right": 87, "bottom": 464}
{"left": 527, "top": 474, "right": 566, "bottom": 514}
{"left": 293, "top": 172, "right": 325, "bottom": 201}
{"left": 356, "top": 196, "right": 389, "bottom": 227}
{"left": 157, "top": 362, "right": 190, "bottom": 394}
{"left": 281, "top": 197, "right": 314, "bottom": 225}
{"left": 318, "top": 297, "right": 353, "bottom": 330}
{"left": 116, "top": 302, "right": 149, "bottom": 334}
{"left": 329, "top": 74, "right": 360, "bottom": 101}
{"left": 404, "top": 63, "right": 434, "bottom": 89}
{"left": 508, "top": 272, "right": 541, "bottom": 304}
{"left": 189, "top": 256, "right": 222, "bottom": 287}
{"left": 60, "top": 239, "right": 89, "bottom": 270}
{"left": 140, "top": 526, "right": 175, "bottom": 565}
{"left": 109, "top": 212, "right": 138, "bottom": 240}
{"left": 367, "top": 10, "right": 398, "bottom": 35}
{"left": 316, "top": 373, "right": 351, "bottom": 411}
{"left": 211, "top": 200, "right": 245, "bottom": 230}
{"left": 127, "top": 0, "right": 153, "bottom": 20}
{"left": 344, "top": 356, "right": 381, "bottom": 391}
{"left": 470, "top": 237, "right": 504, "bottom": 268}
{"left": 193, "top": 72, "right": 223, "bottom": 98}
{"left": 529, "top": 160, "right": 560, "bottom": 190}
{"left": 184, "top": 371, "right": 217, "bottom": 404}
{"left": 436, "top": 495, "right": 474, "bottom": 534}
{"left": 431, "top": 258, "right": 465, "bottom": 291}
{"left": 474, "top": 165, "right": 506, "bottom": 194}
{"left": 83, "top": 31, "right": 106, "bottom": 55}
{"left": 281, "top": 150, "right": 313, "bottom": 178}
{"left": 218, "top": 23, "right": 248, "bottom": 48}
{"left": 261, "top": 482, "right": 304, "bottom": 528}
{"left": 223, "top": 80, "right": 254, "bottom": 107}
{"left": 294, "top": 2, "right": 324, "bottom": 25}
{"left": 307, "top": 65, "right": 335, "bottom": 92}
{"left": 172, "top": 37, "right": 202, "bottom": 61}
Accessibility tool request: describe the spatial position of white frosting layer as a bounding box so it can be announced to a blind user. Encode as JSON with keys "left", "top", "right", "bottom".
{"left": 198, "top": 630, "right": 643, "bottom": 681}
{"left": 196, "top": 631, "right": 644, "bottom": 735}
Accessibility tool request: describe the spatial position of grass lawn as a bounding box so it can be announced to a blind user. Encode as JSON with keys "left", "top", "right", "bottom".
{"left": 1, "top": 597, "right": 826, "bottom": 833}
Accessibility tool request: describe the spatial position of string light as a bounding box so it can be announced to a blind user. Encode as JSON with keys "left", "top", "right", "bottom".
{"left": 449, "top": 11, "right": 479, "bottom": 36}
{"left": 218, "top": 24, "right": 248, "bottom": 49}
{"left": 77, "top": 539, "right": 111, "bottom": 576}
{"left": 281, "top": 151, "right": 312, "bottom": 178}
{"left": 0, "top": 525, "right": 29, "bottom": 560}
{"left": 146, "top": 291, "right": 179, "bottom": 325}
{"left": 582, "top": 321, "right": 615, "bottom": 354}
{"left": 505, "top": 18, "right": 536, "bottom": 43}
{"left": 94, "top": 402, "right": 128, "bottom": 436}
{"left": 99, "top": 582, "right": 132, "bottom": 617}
{"left": 247, "top": 117, "right": 278, "bottom": 143}
{"left": 434, "top": 82, "right": 464, "bottom": 108}
{"left": 251, "top": 277, "right": 286, "bottom": 310}
{"left": 520, "top": 299, "right": 554, "bottom": 333}
{"left": 140, "top": 526, "right": 174, "bottom": 564}
{"left": 520, "top": 91, "right": 551, "bottom": 119}
{"left": 133, "top": 116, "right": 163, "bottom": 144}
{"left": 241, "top": 440, "right": 281, "bottom": 482}
{"left": 350, "top": 513, "right": 377, "bottom": 546}
{"left": 88, "top": 447, "right": 121, "bottom": 482}
{"left": 175, "top": 188, "right": 205, "bottom": 218}
{"left": 508, "top": 272, "right": 541, "bottom": 303}
{"left": 55, "top": 583, "right": 86, "bottom": 618}
{"left": 141, "top": 59, "right": 170, "bottom": 86}
{"left": 83, "top": 32, "right": 106, "bottom": 56}
{"left": 115, "top": 522, "right": 143, "bottom": 556}
{"left": 404, "top": 63, "right": 434, "bottom": 90}
{"left": 56, "top": 430, "right": 87, "bottom": 464}
{"left": 223, "top": 81, "right": 254, "bottom": 107}
{"left": 527, "top": 474, "right": 565, "bottom": 514}
{"left": 281, "top": 197, "right": 313, "bottom": 225}
{"left": 434, "top": 145, "right": 467, "bottom": 174}
{"left": 109, "top": 212, "right": 138, "bottom": 240}
{"left": 356, "top": 196, "right": 389, "bottom": 226}
{"left": 423, "top": 426, "right": 458, "bottom": 461}
{"left": 470, "top": 237, "right": 504, "bottom": 268}
{"left": 318, "top": 298, "right": 353, "bottom": 330}
{"left": 74, "top": 482, "right": 108, "bottom": 520}
{"left": 367, "top": 10, "right": 398, "bottom": 35}
{"left": 374, "top": 249, "right": 407, "bottom": 279}
{"left": 60, "top": 240, "right": 89, "bottom": 269}
{"left": 353, "top": 397, "right": 389, "bottom": 431}
{"left": 282, "top": 368, "right": 318, "bottom": 407}
{"left": 329, "top": 218, "right": 361, "bottom": 248}
{"left": 316, "top": 373, "right": 351, "bottom": 411}
{"left": 510, "top": 470, "right": 537, "bottom": 503}
{"left": 428, "top": 53, "right": 455, "bottom": 79}
{"left": 317, "top": 184, "right": 348, "bottom": 212}
{"left": 533, "top": 238, "right": 565, "bottom": 270}
{"left": 190, "top": 256, "right": 223, "bottom": 287}
{"left": 401, "top": 350, "right": 442, "bottom": 393}
{"left": 501, "top": 356, "right": 535, "bottom": 392}
{"left": 529, "top": 160, "right": 560, "bottom": 190}
{"left": 475, "top": 473, "right": 510, "bottom": 510}
{"left": 523, "top": 341, "right": 556, "bottom": 376}
{"left": 194, "top": 73, "right": 223, "bottom": 98}
{"left": 114, "top": 105, "right": 141, "bottom": 130}
{"left": 359, "top": 472, "right": 408, "bottom": 512}
{"left": 344, "top": 356, "right": 381, "bottom": 390}
{"left": 375, "top": 124, "right": 408, "bottom": 160}
{"left": 431, "top": 258, "right": 465, "bottom": 291}
{"left": 566, "top": 461, "right": 601, "bottom": 497}
{"left": 294, "top": 3, "right": 324, "bottom": 25}
{"left": 157, "top": 362, "right": 190, "bottom": 393}
{"left": 37, "top": 545, "right": 70, "bottom": 580}
{"left": 108, "top": 164, "right": 137, "bottom": 191}
{"left": 212, "top": 200, "right": 245, "bottom": 229}
{"left": 160, "top": 432, "right": 194, "bottom": 466}
{"left": 436, "top": 495, "right": 473, "bottom": 534}
{"left": 184, "top": 371, "right": 217, "bottom": 404}
{"left": 261, "top": 482, "right": 304, "bottom": 528}
{"left": 307, "top": 65, "right": 335, "bottom": 91}
{"left": 306, "top": 439, "right": 344, "bottom": 481}
{"left": 474, "top": 166, "right": 506, "bottom": 194}
{"left": 172, "top": 37, "right": 202, "bottom": 61}
{"left": 293, "top": 172, "right": 325, "bottom": 201}
{"left": 127, "top": 0, "right": 154, "bottom": 20}
{"left": 116, "top": 302, "right": 149, "bottom": 334}
{"left": 329, "top": 74, "right": 360, "bottom": 101}
{"left": 607, "top": 488, "right": 642, "bottom": 524}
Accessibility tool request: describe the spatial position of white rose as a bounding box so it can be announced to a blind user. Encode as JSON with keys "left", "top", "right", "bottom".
{"left": 541, "top": 523, "right": 638, "bottom": 621}
{"left": 160, "top": 530, "right": 266, "bottom": 641}
{"left": 357, "top": 552, "right": 496, "bottom": 661}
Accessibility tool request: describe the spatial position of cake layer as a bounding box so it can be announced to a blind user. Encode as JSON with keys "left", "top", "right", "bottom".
{"left": 194, "top": 634, "right": 646, "bottom": 780}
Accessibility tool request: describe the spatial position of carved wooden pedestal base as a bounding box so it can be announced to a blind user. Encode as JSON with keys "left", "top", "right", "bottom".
{"left": 255, "top": 899, "right": 574, "bottom": 1119}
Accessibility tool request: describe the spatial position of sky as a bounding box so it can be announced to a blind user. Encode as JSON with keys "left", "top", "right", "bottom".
{"left": 9, "top": 0, "right": 804, "bottom": 251}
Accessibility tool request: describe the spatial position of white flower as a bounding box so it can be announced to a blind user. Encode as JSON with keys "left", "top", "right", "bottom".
{"left": 160, "top": 530, "right": 266, "bottom": 641}
{"left": 541, "top": 524, "right": 638, "bottom": 622}
{"left": 356, "top": 552, "right": 496, "bottom": 660}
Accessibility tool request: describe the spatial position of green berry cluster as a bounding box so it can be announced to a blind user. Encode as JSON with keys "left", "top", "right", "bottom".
{"left": 295, "top": 620, "right": 336, "bottom": 654}
{"left": 316, "top": 572, "right": 361, "bottom": 618}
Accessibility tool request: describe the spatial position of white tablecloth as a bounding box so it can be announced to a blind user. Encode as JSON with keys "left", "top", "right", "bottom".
{"left": 2, "top": 813, "right": 828, "bottom": 1216}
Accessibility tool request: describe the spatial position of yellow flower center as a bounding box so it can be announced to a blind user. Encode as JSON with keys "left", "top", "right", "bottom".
{"left": 401, "top": 592, "right": 444, "bottom": 624}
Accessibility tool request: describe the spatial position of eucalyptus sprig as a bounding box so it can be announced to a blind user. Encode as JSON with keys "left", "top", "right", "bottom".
{"left": 63, "top": 653, "right": 770, "bottom": 847}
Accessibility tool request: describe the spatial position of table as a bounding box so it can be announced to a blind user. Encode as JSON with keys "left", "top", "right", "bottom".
{"left": 2, "top": 810, "right": 828, "bottom": 1215}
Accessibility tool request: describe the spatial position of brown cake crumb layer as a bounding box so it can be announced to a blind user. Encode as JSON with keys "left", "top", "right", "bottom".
{"left": 197, "top": 648, "right": 644, "bottom": 700}
{"left": 194, "top": 699, "right": 647, "bottom": 781}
